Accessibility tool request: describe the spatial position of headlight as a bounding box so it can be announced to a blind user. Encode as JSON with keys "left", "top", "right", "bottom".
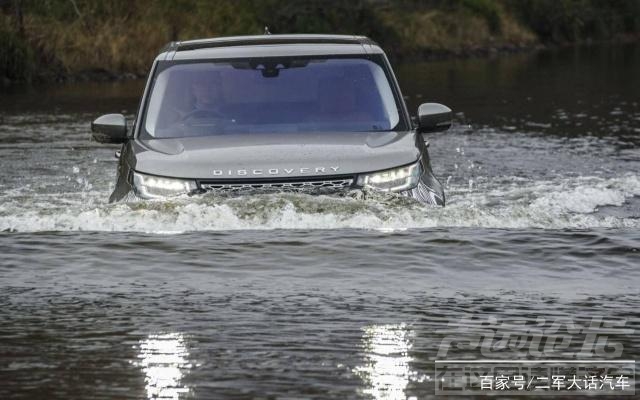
{"left": 357, "top": 161, "right": 422, "bottom": 192}
{"left": 132, "top": 171, "right": 197, "bottom": 199}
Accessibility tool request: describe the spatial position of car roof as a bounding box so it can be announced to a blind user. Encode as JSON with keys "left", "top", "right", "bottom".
{"left": 158, "top": 34, "right": 385, "bottom": 61}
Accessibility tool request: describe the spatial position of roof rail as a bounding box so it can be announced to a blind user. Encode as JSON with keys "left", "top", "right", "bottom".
{"left": 159, "top": 34, "right": 375, "bottom": 53}
{"left": 160, "top": 41, "right": 179, "bottom": 53}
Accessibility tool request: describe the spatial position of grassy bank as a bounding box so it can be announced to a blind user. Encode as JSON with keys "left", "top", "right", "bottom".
{"left": 1, "top": 0, "right": 639, "bottom": 84}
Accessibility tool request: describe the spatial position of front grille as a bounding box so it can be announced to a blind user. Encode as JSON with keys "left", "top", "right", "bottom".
{"left": 199, "top": 177, "right": 355, "bottom": 195}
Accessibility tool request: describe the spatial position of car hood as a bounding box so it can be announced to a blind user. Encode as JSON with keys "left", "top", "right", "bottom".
{"left": 133, "top": 131, "right": 420, "bottom": 180}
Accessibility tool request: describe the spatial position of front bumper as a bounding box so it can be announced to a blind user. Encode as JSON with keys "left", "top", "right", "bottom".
{"left": 129, "top": 162, "right": 445, "bottom": 206}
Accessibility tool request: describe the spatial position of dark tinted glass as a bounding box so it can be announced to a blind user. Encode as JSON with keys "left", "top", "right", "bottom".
{"left": 144, "top": 57, "right": 402, "bottom": 138}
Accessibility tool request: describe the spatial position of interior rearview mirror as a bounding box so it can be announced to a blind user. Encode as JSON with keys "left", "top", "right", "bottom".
{"left": 91, "top": 114, "right": 127, "bottom": 143}
{"left": 417, "top": 103, "right": 452, "bottom": 133}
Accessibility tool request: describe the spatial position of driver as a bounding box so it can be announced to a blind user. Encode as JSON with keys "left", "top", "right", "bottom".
{"left": 188, "top": 72, "right": 224, "bottom": 115}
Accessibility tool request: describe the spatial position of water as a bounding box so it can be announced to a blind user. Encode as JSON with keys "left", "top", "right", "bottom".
{"left": 1, "top": 44, "right": 639, "bottom": 399}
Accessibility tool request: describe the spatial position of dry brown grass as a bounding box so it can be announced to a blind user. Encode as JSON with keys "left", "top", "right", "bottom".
{"left": 378, "top": 5, "right": 537, "bottom": 56}
{"left": 21, "top": 1, "right": 262, "bottom": 76}
{"left": 24, "top": 15, "right": 168, "bottom": 75}
{"left": 15, "top": 1, "right": 539, "bottom": 78}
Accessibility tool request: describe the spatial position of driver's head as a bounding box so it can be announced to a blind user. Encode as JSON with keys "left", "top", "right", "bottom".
{"left": 190, "top": 72, "right": 222, "bottom": 109}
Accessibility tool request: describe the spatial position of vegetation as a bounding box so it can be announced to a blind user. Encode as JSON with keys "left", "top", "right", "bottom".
{"left": 0, "top": 15, "right": 34, "bottom": 82}
{"left": 1, "top": 0, "right": 639, "bottom": 84}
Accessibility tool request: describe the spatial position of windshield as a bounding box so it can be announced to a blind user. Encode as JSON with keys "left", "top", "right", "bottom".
{"left": 143, "top": 57, "right": 403, "bottom": 138}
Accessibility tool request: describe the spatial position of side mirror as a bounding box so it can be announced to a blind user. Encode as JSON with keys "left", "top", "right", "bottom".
{"left": 417, "top": 103, "right": 452, "bottom": 133}
{"left": 91, "top": 114, "right": 127, "bottom": 143}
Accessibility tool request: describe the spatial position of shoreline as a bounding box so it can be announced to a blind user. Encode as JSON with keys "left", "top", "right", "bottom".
{"left": 3, "top": 43, "right": 544, "bottom": 87}
{"left": 2, "top": 37, "right": 638, "bottom": 87}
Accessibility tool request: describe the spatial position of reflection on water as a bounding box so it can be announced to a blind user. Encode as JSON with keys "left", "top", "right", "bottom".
{"left": 137, "top": 333, "right": 190, "bottom": 399}
{"left": 355, "top": 324, "right": 415, "bottom": 400}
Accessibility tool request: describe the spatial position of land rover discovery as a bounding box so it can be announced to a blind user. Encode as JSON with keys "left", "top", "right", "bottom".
{"left": 91, "top": 34, "right": 451, "bottom": 205}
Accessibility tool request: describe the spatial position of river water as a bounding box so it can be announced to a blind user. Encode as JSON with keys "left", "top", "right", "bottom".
{"left": 1, "top": 44, "right": 639, "bottom": 399}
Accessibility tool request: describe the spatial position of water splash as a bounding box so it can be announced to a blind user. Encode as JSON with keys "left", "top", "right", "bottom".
{"left": 1, "top": 174, "right": 638, "bottom": 233}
